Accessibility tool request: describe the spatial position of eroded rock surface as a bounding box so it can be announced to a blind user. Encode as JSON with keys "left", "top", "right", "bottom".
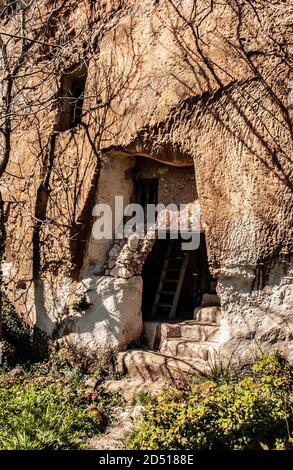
{"left": 0, "top": 0, "right": 292, "bottom": 361}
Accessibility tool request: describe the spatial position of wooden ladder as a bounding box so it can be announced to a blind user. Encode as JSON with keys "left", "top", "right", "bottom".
{"left": 150, "top": 242, "right": 191, "bottom": 318}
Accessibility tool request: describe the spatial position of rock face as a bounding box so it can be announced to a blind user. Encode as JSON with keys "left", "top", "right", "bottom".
{"left": 0, "top": 1, "right": 292, "bottom": 362}
{"left": 58, "top": 276, "right": 143, "bottom": 358}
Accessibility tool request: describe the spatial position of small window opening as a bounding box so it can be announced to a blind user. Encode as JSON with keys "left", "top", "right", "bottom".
{"left": 135, "top": 178, "right": 158, "bottom": 207}
{"left": 135, "top": 178, "right": 158, "bottom": 223}
{"left": 57, "top": 65, "right": 87, "bottom": 131}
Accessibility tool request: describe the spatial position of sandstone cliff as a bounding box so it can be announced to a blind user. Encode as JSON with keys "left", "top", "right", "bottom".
{"left": 0, "top": 0, "right": 292, "bottom": 361}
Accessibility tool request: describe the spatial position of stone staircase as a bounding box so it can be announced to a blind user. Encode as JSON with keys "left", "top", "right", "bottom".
{"left": 117, "top": 305, "right": 221, "bottom": 383}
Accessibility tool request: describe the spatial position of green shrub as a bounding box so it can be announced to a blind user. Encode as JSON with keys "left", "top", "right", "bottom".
{"left": 0, "top": 365, "right": 122, "bottom": 450}
{"left": 127, "top": 354, "right": 293, "bottom": 450}
{"left": 135, "top": 391, "right": 152, "bottom": 406}
{"left": 72, "top": 294, "right": 91, "bottom": 313}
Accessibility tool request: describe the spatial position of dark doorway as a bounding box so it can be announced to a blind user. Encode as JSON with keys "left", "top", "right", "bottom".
{"left": 141, "top": 234, "right": 215, "bottom": 319}
{"left": 135, "top": 178, "right": 158, "bottom": 222}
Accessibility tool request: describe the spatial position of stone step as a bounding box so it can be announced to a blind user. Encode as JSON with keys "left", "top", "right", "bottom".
{"left": 103, "top": 378, "right": 165, "bottom": 402}
{"left": 161, "top": 320, "right": 219, "bottom": 342}
{"left": 194, "top": 306, "right": 221, "bottom": 324}
{"left": 160, "top": 338, "right": 217, "bottom": 361}
{"left": 143, "top": 317, "right": 220, "bottom": 349}
{"left": 180, "top": 323, "right": 219, "bottom": 342}
{"left": 117, "top": 349, "right": 208, "bottom": 383}
{"left": 201, "top": 293, "right": 220, "bottom": 307}
{"left": 160, "top": 322, "right": 181, "bottom": 339}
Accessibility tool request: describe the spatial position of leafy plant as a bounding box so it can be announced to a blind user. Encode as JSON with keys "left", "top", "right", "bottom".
{"left": 0, "top": 364, "right": 122, "bottom": 450}
{"left": 127, "top": 354, "right": 293, "bottom": 450}
{"left": 135, "top": 391, "right": 152, "bottom": 406}
{"left": 72, "top": 294, "right": 91, "bottom": 313}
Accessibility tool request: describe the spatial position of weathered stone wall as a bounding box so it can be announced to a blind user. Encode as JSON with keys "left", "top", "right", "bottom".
{"left": 1, "top": 0, "right": 292, "bottom": 360}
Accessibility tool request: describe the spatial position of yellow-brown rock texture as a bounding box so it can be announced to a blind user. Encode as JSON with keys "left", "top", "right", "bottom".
{"left": 0, "top": 0, "right": 292, "bottom": 361}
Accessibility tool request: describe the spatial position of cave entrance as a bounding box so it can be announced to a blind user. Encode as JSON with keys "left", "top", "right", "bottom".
{"left": 142, "top": 233, "right": 216, "bottom": 320}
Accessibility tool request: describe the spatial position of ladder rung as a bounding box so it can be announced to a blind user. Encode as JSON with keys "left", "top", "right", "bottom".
{"left": 151, "top": 246, "right": 190, "bottom": 318}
